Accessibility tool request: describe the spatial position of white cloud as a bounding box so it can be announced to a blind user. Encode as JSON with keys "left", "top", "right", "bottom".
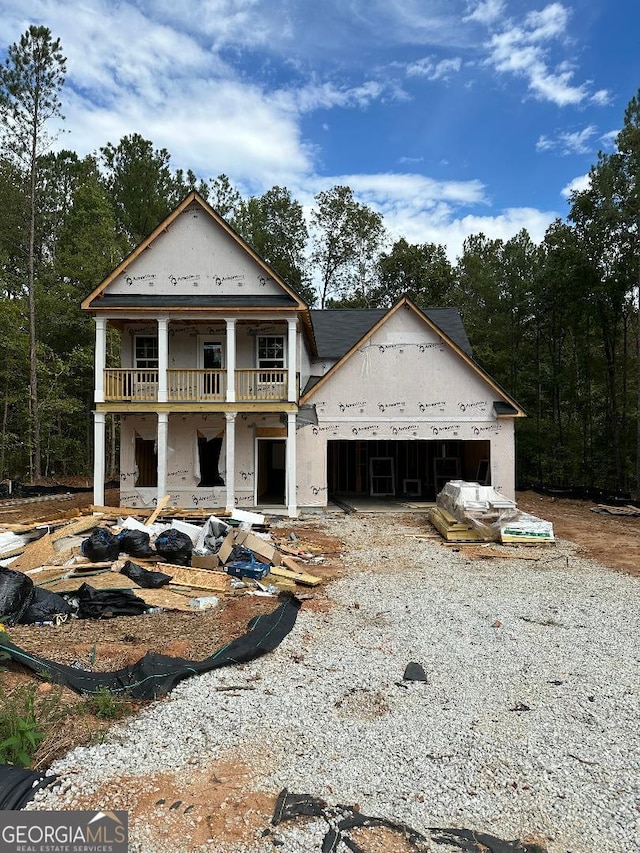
{"left": 406, "top": 56, "right": 462, "bottom": 81}
{"left": 463, "top": 0, "right": 506, "bottom": 26}
{"left": 478, "top": 2, "right": 599, "bottom": 107}
{"left": 291, "top": 171, "right": 555, "bottom": 262}
{"left": 590, "top": 89, "right": 612, "bottom": 107}
{"left": 599, "top": 129, "right": 619, "bottom": 149}
{"left": 536, "top": 125, "right": 598, "bottom": 155}
{"left": 561, "top": 173, "right": 590, "bottom": 198}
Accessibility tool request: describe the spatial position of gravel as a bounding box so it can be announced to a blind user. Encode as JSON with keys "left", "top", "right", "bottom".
{"left": 29, "top": 513, "right": 640, "bottom": 853}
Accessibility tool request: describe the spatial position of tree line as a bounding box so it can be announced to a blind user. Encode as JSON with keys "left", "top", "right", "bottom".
{"left": 1, "top": 27, "right": 639, "bottom": 496}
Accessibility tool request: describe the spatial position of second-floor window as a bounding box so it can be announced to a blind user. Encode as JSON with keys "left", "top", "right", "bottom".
{"left": 257, "top": 336, "right": 285, "bottom": 371}
{"left": 135, "top": 336, "right": 158, "bottom": 370}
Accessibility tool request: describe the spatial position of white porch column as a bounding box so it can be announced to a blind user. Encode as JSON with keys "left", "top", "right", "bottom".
{"left": 157, "top": 412, "right": 169, "bottom": 506}
{"left": 225, "top": 412, "right": 236, "bottom": 511}
{"left": 157, "top": 317, "right": 169, "bottom": 403}
{"left": 225, "top": 318, "right": 236, "bottom": 402}
{"left": 286, "top": 411, "right": 298, "bottom": 517}
{"left": 94, "top": 317, "right": 106, "bottom": 403}
{"left": 287, "top": 318, "right": 297, "bottom": 401}
{"left": 93, "top": 411, "right": 106, "bottom": 506}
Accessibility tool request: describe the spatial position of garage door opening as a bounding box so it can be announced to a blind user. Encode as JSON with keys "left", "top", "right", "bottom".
{"left": 327, "top": 440, "right": 490, "bottom": 501}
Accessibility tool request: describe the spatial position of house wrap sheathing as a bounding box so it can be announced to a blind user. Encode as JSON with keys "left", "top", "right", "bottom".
{"left": 82, "top": 192, "right": 524, "bottom": 515}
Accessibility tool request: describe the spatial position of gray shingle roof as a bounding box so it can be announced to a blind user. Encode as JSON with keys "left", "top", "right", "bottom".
{"left": 309, "top": 307, "right": 473, "bottom": 359}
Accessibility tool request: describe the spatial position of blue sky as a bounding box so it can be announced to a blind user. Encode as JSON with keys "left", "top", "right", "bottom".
{"left": 2, "top": 0, "right": 639, "bottom": 259}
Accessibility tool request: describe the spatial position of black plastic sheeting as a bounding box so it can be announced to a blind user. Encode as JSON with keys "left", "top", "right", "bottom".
{"left": 0, "top": 766, "right": 57, "bottom": 810}
{"left": 0, "top": 594, "right": 300, "bottom": 700}
{"left": 270, "top": 789, "right": 548, "bottom": 853}
{"left": 519, "top": 483, "right": 640, "bottom": 507}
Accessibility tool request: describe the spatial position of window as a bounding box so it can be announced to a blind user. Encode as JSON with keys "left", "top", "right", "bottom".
{"left": 197, "top": 435, "right": 225, "bottom": 486}
{"left": 135, "top": 435, "right": 157, "bottom": 487}
{"left": 135, "top": 336, "right": 158, "bottom": 369}
{"left": 257, "top": 336, "right": 285, "bottom": 370}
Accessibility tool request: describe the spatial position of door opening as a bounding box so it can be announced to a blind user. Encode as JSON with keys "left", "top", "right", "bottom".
{"left": 256, "top": 439, "right": 286, "bottom": 505}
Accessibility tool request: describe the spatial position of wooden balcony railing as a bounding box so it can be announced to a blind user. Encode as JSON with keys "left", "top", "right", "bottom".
{"left": 168, "top": 369, "right": 226, "bottom": 401}
{"left": 103, "top": 369, "right": 291, "bottom": 402}
{"left": 235, "top": 369, "right": 287, "bottom": 401}
{"left": 104, "top": 369, "right": 159, "bottom": 401}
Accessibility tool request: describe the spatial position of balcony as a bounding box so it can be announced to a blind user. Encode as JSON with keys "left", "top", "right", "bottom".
{"left": 103, "top": 368, "right": 291, "bottom": 403}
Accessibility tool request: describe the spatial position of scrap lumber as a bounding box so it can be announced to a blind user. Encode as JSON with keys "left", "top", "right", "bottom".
{"left": 45, "top": 571, "right": 139, "bottom": 593}
{"left": 165, "top": 565, "right": 233, "bottom": 593}
{"left": 9, "top": 532, "right": 57, "bottom": 572}
{"left": 591, "top": 503, "right": 640, "bottom": 516}
{"left": 50, "top": 513, "right": 102, "bottom": 542}
{"left": 261, "top": 573, "right": 296, "bottom": 591}
{"left": 268, "top": 565, "right": 322, "bottom": 587}
{"left": 133, "top": 587, "right": 198, "bottom": 612}
{"left": 0, "top": 543, "right": 26, "bottom": 561}
{"left": 145, "top": 494, "right": 171, "bottom": 526}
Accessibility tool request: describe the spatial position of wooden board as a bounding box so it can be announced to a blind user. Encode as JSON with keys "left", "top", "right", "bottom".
{"left": 133, "top": 587, "right": 198, "bottom": 611}
{"left": 428, "top": 507, "right": 482, "bottom": 542}
{"left": 268, "top": 565, "right": 322, "bottom": 587}
{"left": 9, "top": 532, "right": 57, "bottom": 572}
{"left": 145, "top": 494, "right": 171, "bottom": 526}
{"left": 50, "top": 514, "right": 102, "bottom": 542}
{"left": 45, "top": 571, "right": 140, "bottom": 593}
{"left": 165, "top": 565, "right": 233, "bottom": 593}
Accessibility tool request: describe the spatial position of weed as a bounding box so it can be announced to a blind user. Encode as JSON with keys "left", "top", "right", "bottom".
{"left": 0, "top": 685, "right": 47, "bottom": 767}
{"left": 83, "top": 686, "right": 133, "bottom": 720}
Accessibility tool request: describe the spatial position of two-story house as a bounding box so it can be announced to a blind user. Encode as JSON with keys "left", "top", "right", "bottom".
{"left": 83, "top": 192, "right": 524, "bottom": 517}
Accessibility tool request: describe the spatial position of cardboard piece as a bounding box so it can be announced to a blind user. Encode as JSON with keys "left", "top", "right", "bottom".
{"left": 216, "top": 531, "right": 236, "bottom": 564}
{"left": 234, "top": 530, "right": 281, "bottom": 566}
{"left": 191, "top": 553, "right": 220, "bottom": 570}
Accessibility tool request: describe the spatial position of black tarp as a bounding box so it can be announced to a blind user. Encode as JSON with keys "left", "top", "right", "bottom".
{"left": 270, "top": 789, "right": 548, "bottom": 853}
{"left": 0, "top": 594, "right": 300, "bottom": 700}
{"left": 0, "top": 766, "right": 57, "bottom": 809}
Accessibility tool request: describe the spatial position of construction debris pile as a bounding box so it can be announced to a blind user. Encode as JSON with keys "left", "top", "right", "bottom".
{"left": 428, "top": 481, "right": 555, "bottom": 545}
{"left": 0, "top": 502, "right": 324, "bottom": 628}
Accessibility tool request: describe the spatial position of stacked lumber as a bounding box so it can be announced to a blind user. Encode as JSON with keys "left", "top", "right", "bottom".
{"left": 428, "top": 506, "right": 482, "bottom": 542}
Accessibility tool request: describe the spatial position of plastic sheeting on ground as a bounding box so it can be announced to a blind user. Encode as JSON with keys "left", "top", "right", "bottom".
{"left": 270, "top": 789, "right": 548, "bottom": 853}
{"left": 0, "top": 766, "right": 57, "bottom": 810}
{"left": 0, "top": 594, "right": 300, "bottom": 700}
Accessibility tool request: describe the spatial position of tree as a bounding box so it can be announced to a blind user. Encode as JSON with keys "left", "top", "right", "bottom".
{"left": 375, "top": 238, "right": 455, "bottom": 308}
{"left": 615, "top": 90, "right": 640, "bottom": 496}
{"left": 0, "top": 25, "right": 66, "bottom": 481}
{"left": 100, "top": 134, "right": 179, "bottom": 247}
{"left": 209, "top": 173, "right": 241, "bottom": 220}
{"left": 310, "top": 186, "right": 385, "bottom": 308}
{"left": 569, "top": 152, "right": 636, "bottom": 492}
{"left": 234, "top": 186, "right": 314, "bottom": 303}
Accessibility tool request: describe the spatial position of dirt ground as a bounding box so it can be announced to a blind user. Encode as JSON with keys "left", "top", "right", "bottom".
{"left": 1, "top": 486, "right": 638, "bottom": 850}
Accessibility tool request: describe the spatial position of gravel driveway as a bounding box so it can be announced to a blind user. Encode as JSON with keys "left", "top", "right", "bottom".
{"left": 30, "top": 512, "right": 640, "bottom": 853}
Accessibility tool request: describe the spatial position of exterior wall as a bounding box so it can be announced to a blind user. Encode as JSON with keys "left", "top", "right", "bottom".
{"left": 119, "top": 412, "right": 287, "bottom": 509}
{"left": 120, "top": 321, "right": 306, "bottom": 372}
{"left": 107, "top": 201, "right": 284, "bottom": 299}
{"left": 296, "top": 307, "right": 517, "bottom": 506}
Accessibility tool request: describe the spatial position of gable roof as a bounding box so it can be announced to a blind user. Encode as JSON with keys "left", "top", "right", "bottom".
{"left": 81, "top": 191, "right": 309, "bottom": 312}
{"left": 302, "top": 296, "right": 525, "bottom": 417}
{"left": 310, "top": 307, "right": 472, "bottom": 359}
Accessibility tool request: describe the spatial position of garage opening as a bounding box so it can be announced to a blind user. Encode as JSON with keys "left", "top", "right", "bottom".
{"left": 327, "top": 440, "right": 490, "bottom": 501}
